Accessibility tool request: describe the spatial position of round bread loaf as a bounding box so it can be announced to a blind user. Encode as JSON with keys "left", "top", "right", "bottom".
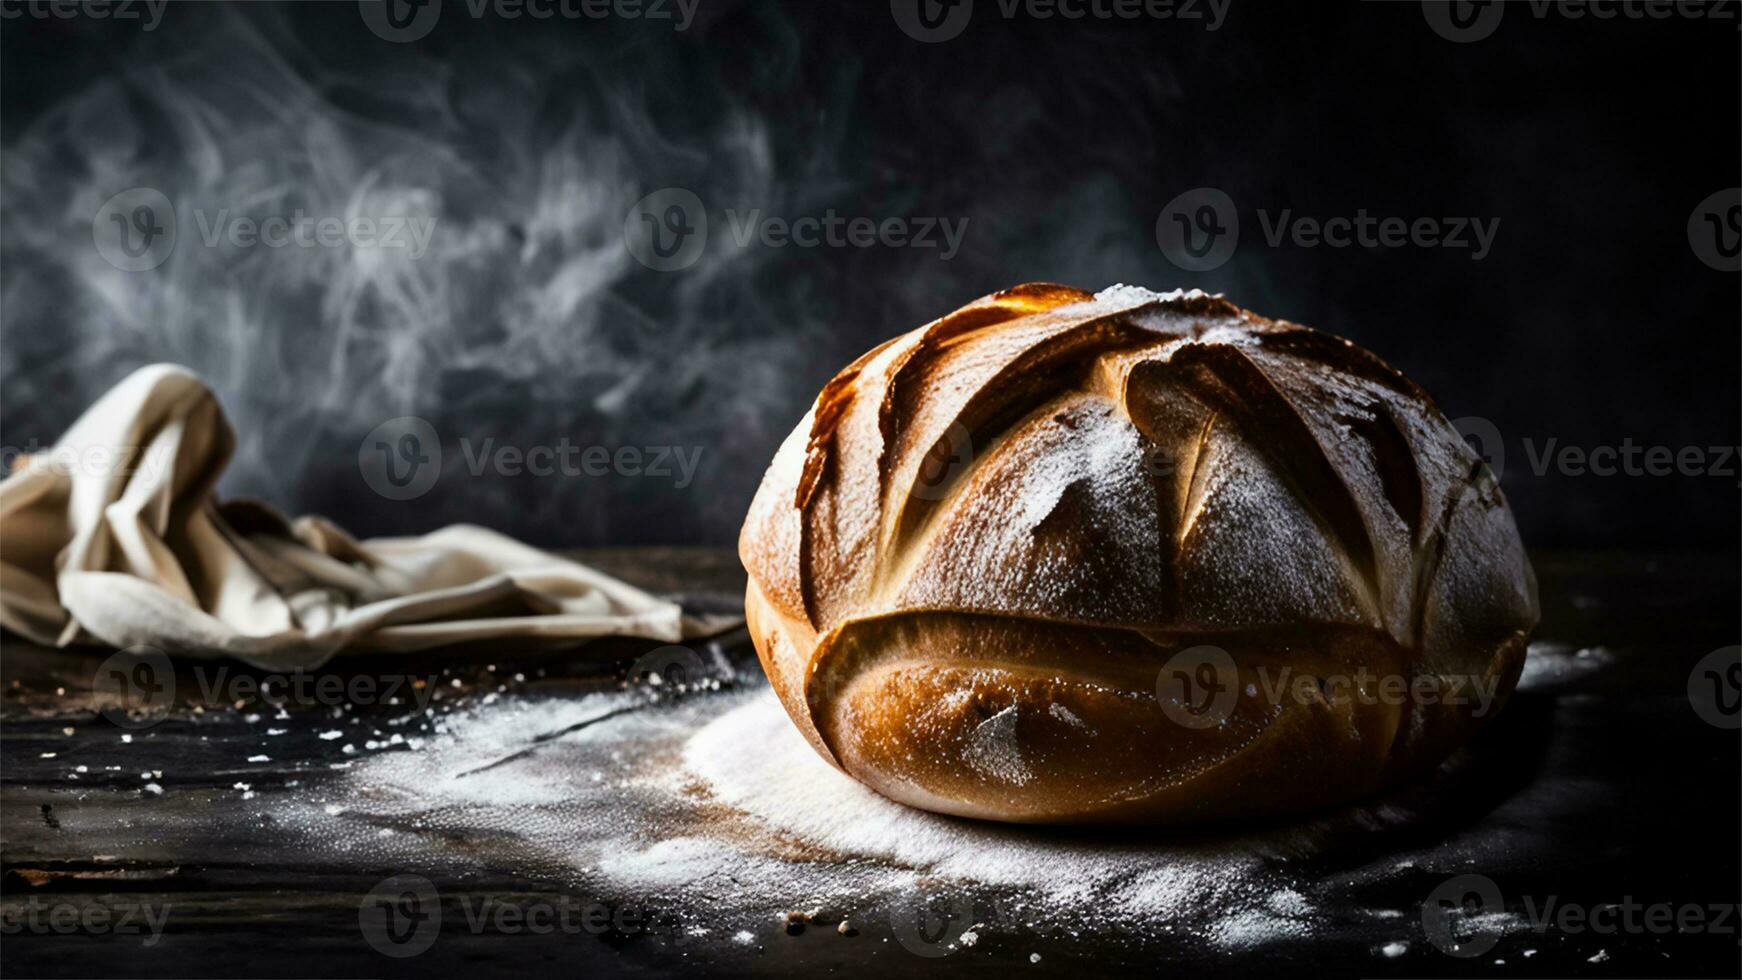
{"left": 738, "top": 284, "right": 1537, "bottom": 824}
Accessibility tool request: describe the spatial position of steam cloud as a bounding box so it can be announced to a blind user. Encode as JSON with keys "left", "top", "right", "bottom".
{"left": 2, "top": 5, "right": 847, "bottom": 545}
{"left": 0, "top": 3, "right": 1201, "bottom": 546}
{"left": 20, "top": 3, "right": 1714, "bottom": 551}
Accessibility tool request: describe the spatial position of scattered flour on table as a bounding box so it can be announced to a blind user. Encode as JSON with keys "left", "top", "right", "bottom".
{"left": 211, "top": 632, "right": 1626, "bottom": 958}
{"left": 679, "top": 690, "right": 1317, "bottom": 943}
{"left": 273, "top": 676, "right": 1573, "bottom": 951}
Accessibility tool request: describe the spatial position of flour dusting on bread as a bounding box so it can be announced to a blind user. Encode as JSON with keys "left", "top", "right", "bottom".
{"left": 740, "top": 284, "right": 1537, "bottom": 823}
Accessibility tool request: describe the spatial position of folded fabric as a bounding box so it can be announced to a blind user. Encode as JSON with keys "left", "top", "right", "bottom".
{"left": 0, "top": 364, "right": 690, "bottom": 669}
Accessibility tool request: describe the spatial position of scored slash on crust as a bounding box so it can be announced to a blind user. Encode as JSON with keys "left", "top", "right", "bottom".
{"left": 739, "top": 284, "right": 1538, "bottom": 824}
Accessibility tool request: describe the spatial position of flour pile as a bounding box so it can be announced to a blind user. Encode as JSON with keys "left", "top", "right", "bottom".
{"left": 680, "top": 691, "right": 1297, "bottom": 932}
{"left": 271, "top": 683, "right": 1456, "bottom": 954}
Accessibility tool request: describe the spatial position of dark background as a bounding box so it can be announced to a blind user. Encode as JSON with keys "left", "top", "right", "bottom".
{"left": 2, "top": 0, "right": 1737, "bottom": 552}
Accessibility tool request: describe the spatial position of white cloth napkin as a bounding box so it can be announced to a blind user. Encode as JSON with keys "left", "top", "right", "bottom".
{"left": 0, "top": 364, "right": 689, "bottom": 669}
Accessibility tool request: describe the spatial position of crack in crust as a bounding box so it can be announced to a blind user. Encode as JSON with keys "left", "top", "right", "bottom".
{"left": 747, "top": 284, "right": 1531, "bottom": 638}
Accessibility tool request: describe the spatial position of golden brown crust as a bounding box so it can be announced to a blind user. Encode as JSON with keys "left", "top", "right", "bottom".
{"left": 739, "top": 284, "right": 1538, "bottom": 824}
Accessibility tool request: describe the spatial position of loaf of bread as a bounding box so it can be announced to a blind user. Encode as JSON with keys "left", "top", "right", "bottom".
{"left": 739, "top": 284, "right": 1537, "bottom": 824}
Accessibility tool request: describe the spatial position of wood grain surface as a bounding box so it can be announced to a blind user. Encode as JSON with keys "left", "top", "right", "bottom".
{"left": 2, "top": 548, "right": 1737, "bottom": 978}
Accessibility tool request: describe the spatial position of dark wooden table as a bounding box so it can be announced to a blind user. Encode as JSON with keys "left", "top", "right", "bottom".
{"left": 2, "top": 548, "right": 1738, "bottom": 978}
